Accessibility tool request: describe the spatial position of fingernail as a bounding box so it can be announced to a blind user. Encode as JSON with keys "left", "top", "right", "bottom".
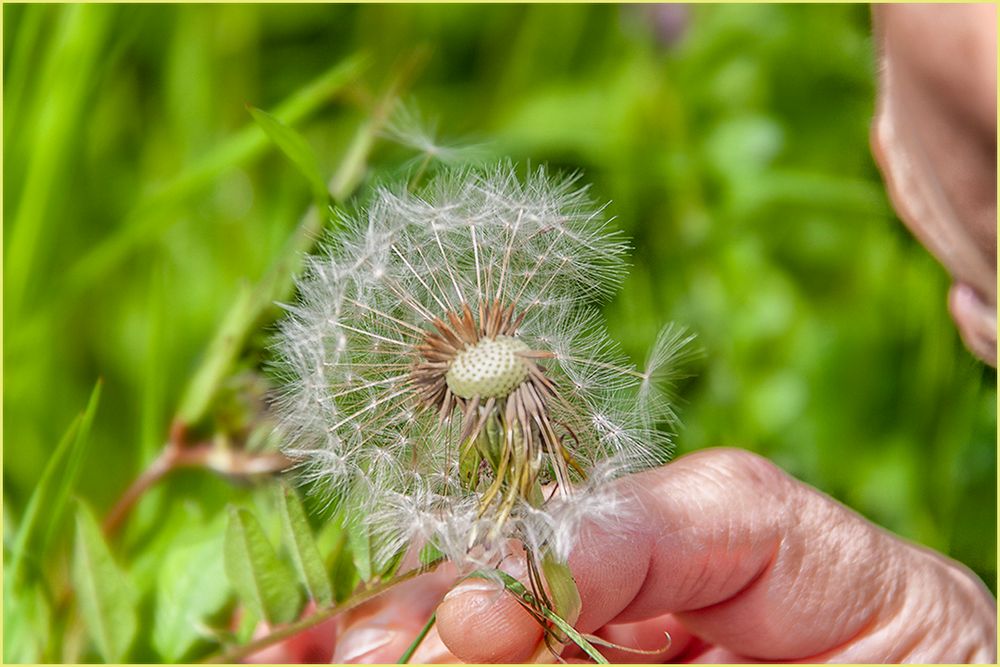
{"left": 333, "top": 628, "right": 395, "bottom": 663}
{"left": 442, "top": 578, "right": 502, "bottom": 602}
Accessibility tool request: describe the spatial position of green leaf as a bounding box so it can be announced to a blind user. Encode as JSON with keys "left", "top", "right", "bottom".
{"left": 542, "top": 555, "right": 581, "bottom": 625}
{"left": 152, "top": 534, "right": 230, "bottom": 662}
{"left": 277, "top": 487, "right": 333, "bottom": 606}
{"left": 3, "top": 579, "right": 51, "bottom": 663}
{"left": 418, "top": 542, "right": 444, "bottom": 566}
{"left": 10, "top": 380, "right": 102, "bottom": 585}
{"left": 377, "top": 545, "right": 407, "bottom": 581}
{"left": 71, "top": 503, "right": 137, "bottom": 662}
{"left": 41, "top": 380, "right": 102, "bottom": 558}
{"left": 224, "top": 506, "right": 302, "bottom": 625}
{"left": 248, "top": 105, "right": 329, "bottom": 204}
{"left": 235, "top": 606, "right": 261, "bottom": 645}
{"left": 346, "top": 520, "right": 372, "bottom": 583}
{"left": 329, "top": 532, "right": 359, "bottom": 603}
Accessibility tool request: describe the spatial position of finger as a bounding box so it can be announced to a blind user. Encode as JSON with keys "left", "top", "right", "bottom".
{"left": 333, "top": 564, "right": 459, "bottom": 663}
{"left": 437, "top": 448, "right": 996, "bottom": 662}
{"left": 949, "top": 283, "right": 998, "bottom": 366}
{"left": 435, "top": 557, "right": 545, "bottom": 663}
{"left": 687, "top": 646, "right": 760, "bottom": 664}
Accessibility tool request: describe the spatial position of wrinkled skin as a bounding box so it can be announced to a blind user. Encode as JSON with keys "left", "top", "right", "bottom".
{"left": 871, "top": 4, "right": 997, "bottom": 364}
{"left": 333, "top": 449, "right": 996, "bottom": 663}
{"left": 278, "top": 5, "right": 999, "bottom": 664}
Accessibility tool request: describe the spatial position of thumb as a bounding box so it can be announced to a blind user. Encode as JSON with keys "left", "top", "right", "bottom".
{"left": 436, "top": 448, "right": 995, "bottom": 663}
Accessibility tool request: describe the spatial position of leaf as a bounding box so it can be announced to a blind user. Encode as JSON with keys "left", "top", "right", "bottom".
{"left": 71, "top": 503, "right": 137, "bottom": 662}
{"left": 277, "top": 487, "right": 332, "bottom": 606}
{"left": 41, "top": 380, "right": 102, "bottom": 558}
{"left": 377, "top": 545, "right": 407, "bottom": 581}
{"left": 346, "top": 520, "right": 372, "bottom": 583}
{"left": 234, "top": 606, "right": 260, "bottom": 645}
{"left": 418, "top": 542, "right": 444, "bottom": 566}
{"left": 3, "top": 579, "right": 51, "bottom": 663}
{"left": 10, "top": 380, "right": 102, "bottom": 585}
{"left": 224, "top": 506, "right": 302, "bottom": 625}
{"left": 152, "top": 534, "right": 230, "bottom": 662}
{"left": 330, "top": 535, "right": 359, "bottom": 603}
{"left": 248, "top": 105, "right": 329, "bottom": 204}
{"left": 542, "top": 555, "right": 581, "bottom": 625}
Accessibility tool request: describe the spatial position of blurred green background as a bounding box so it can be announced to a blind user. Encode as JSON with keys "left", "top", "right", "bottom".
{"left": 4, "top": 3, "right": 996, "bottom": 661}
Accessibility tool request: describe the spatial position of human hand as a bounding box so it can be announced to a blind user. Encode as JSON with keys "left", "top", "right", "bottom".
{"left": 333, "top": 448, "right": 996, "bottom": 663}
{"left": 871, "top": 4, "right": 997, "bottom": 366}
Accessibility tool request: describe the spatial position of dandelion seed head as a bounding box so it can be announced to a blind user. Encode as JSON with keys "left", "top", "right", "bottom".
{"left": 273, "top": 162, "right": 690, "bottom": 568}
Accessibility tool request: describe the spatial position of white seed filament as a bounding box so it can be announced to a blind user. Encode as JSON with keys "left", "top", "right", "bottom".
{"left": 446, "top": 335, "right": 530, "bottom": 399}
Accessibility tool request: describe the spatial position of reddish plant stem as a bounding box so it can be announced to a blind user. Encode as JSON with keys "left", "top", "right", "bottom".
{"left": 102, "top": 420, "right": 291, "bottom": 536}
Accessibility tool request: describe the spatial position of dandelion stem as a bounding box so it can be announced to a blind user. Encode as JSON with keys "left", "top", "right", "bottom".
{"left": 396, "top": 612, "right": 437, "bottom": 664}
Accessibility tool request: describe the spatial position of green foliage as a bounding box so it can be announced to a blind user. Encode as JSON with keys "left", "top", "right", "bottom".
{"left": 249, "top": 106, "right": 331, "bottom": 206}
{"left": 9, "top": 381, "right": 101, "bottom": 588}
{"left": 224, "top": 506, "right": 303, "bottom": 626}
{"left": 3, "top": 4, "right": 995, "bottom": 662}
{"left": 346, "top": 518, "right": 374, "bottom": 584}
{"left": 72, "top": 503, "right": 138, "bottom": 662}
{"left": 277, "top": 486, "right": 334, "bottom": 606}
{"left": 542, "top": 555, "right": 582, "bottom": 626}
{"left": 152, "top": 534, "right": 229, "bottom": 662}
{"left": 3, "top": 580, "right": 51, "bottom": 663}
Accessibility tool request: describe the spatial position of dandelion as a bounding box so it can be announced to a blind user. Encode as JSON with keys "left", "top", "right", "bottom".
{"left": 273, "top": 163, "right": 693, "bottom": 576}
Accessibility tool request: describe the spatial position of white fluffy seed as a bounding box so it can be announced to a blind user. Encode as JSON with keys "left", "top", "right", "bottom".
{"left": 446, "top": 335, "right": 530, "bottom": 399}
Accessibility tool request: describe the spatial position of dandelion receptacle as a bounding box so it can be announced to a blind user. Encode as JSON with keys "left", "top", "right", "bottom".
{"left": 274, "top": 163, "right": 693, "bottom": 644}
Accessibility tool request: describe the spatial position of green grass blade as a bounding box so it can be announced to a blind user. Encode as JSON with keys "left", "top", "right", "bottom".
{"left": 62, "top": 52, "right": 368, "bottom": 299}
{"left": 6, "top": 5, "right": 113, "bottom": 318}
{"left": 8, "top": 380, "right": 102, "bottom": 586}
{"left": 346, "top": 520, "right": 373, "bottom": 584}
{"left": 249, "top": 105, "right": 330, "bottom": 204}
{"left": 41, "top": 380, "right": 103, "bottom": 560}
{"left": 175, "top": 281, "right": 256, "bottom": 426}
{"left": 542, "top": 554, "right": 581, "bottom": 626}
{"left": 175, "top": 71, "right": 401, "bottom": 426}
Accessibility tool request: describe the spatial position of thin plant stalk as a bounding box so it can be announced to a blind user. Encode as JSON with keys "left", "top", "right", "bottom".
{"left": 397, "top": 612, "right": 437, "bottom": 664}
{"left": 202, "top": 560, "right": 444, "bottom": 664}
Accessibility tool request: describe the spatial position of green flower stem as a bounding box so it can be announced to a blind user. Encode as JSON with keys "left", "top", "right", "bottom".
{"left": 202, "top": 559, "right": 444, "bottom": 664}
{"left": 396, "top": 612, "right": 437, "bottom": 664}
